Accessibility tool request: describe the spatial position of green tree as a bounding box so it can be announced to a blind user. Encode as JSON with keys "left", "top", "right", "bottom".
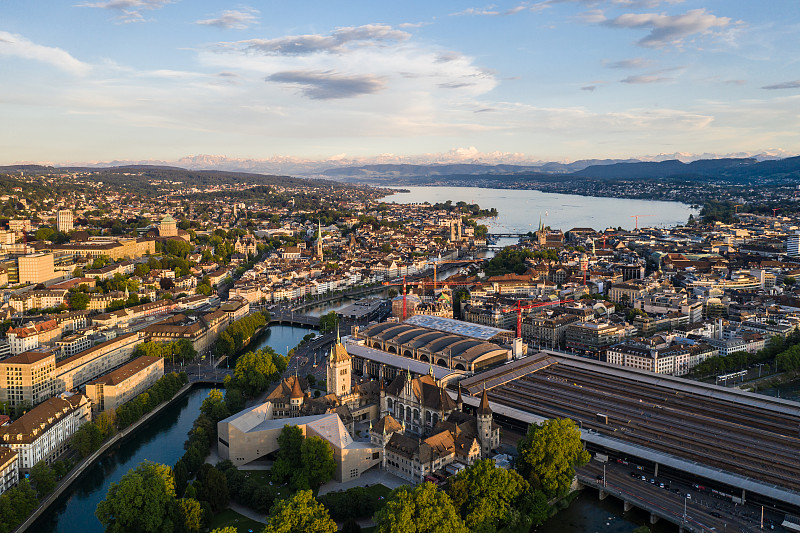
{"left": 446, "top": 459, "right": 529, "bottom": 532}
{"left": 233, "top": 349, "right": 278, "bottom": 396}
{"left": 516, "top": 418, "right": 590, "bottom": 499}
{"left": 71, "top": 422, "right": 103, "bottom": 458}
{"left": 318, "top": 311, "right": 339, "bottom": 334}
{"left": 341, "top": 519, "right": 361, "bottom": 533}
{"left": 210, "top": 528, "right": 238, "bottom": 533}
{"left": 300, "top": 436, "right": 336, "bottom": 490}
{"left": 272, "top": 424, "right": 304, "bottom": 485}
{"left": 201, "top": 467, "right": 229, "bottom": 513}
{"left": 29, "top": 461, "right": 56, "bottom": 497}
{"left": 200, "top": 389, "right": 230, "bottom": 423}
{"left": 262, "top": 490, "right": 337, "bottom": 533}
{"left": 95, "top": 461, "right": 177, "bottom": 533}
{"left": 178, "top": 498, "right": 204, "bottom": 532}
{"left": 375, "top": 483, "right": 468, "bottom": 533}
{"left": 69, "top": 291, "right": 90, "bottom": 310}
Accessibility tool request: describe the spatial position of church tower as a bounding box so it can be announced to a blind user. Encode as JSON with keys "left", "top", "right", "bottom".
{"left": 477, "top": 386, "right": 494, "bottom": 459}
{"left": 327, "top": 330, "right": 351, "bottom": 397}
{"left": 316, "top": 219, "right": 324, "bottom": 261}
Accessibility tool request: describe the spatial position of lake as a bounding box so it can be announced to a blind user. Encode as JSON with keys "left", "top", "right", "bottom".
{"left": 383, "top": 186, "right": 696, "bottom": 233}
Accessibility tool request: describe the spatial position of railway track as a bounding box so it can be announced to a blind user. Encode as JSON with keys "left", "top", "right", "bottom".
{"left": 485, "top": 362, "right": 800, "bottom": 493}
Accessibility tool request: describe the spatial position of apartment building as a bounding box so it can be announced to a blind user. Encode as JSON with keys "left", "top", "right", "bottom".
{"left": 0, "top": 448, "right": 18, "bottom": 495}
{"left": 18, "top": 253, "right": 57, "bottom": 285}
{"left": 606, "top": 343, "right": 691, "bottom": 376}
{"left": 53, "top": 332, "right": 142, "bottom": 394}
{"left": 85, "top": 356, "right": 164, "bottom": 414}
{"left": 0, "top": 351, "right": 56, "bottom": 408}
{"left": 0, "top": 394, "right": 91, "bottom": 473}
{"left": 565, "top": 321, "right": 626, "bottom": 358}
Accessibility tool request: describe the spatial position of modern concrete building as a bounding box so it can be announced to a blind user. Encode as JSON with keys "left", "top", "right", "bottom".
{"left": 0, "top": 394, "right": 90, "bottom": 473}
{"left": 56, "top": 210, "right": 73, "bottom": 233}
{"left": 53, "top": 332, "right": 142, "bottom": 394}
{"left": 85, "top": 356, "right": 164, "bottom": 414}
{"left": 217, "top": 411, "right": 382, "bottom": 482}
{"left": 18, "top": 253, "right": 56, "bottom": 285}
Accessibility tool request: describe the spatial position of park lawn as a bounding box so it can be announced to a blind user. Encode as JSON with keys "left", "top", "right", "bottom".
{"left": 240, "top": 469, "right": 293, "bottom": 499}
{"left": 209, "top": 508, "right": 264, "bottom": 533}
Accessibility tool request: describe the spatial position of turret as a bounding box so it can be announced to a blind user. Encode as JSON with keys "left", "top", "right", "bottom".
{"left": 477, "top": 385, "right": 493, "bottom": 458}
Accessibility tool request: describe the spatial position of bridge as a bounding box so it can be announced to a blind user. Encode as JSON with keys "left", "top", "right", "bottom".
{"left": 486, "top": 233, "right": 531, "bottom": 239}
{"left": 268, "top": 309, "right": 320, "bottom": 328}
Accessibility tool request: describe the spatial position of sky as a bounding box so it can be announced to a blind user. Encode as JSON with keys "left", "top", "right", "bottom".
{"left": 1, "top": 0, "right": 799, "bottom": 169}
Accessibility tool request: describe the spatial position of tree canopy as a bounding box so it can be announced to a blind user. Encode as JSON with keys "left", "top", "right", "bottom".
{"left": 262, "top": 490, "right": 337, "bottom": 533}
{"left": 95, "top": 461, "right": 177, "bottom": 533}
{"left": 446, "top": 459, "right": 529, "bottom": 533}
{"left": 516, "top": 418, "right": 590, "bottom": 499}
{"left": 374, "top": 482, "right": 468, "bottom": 533}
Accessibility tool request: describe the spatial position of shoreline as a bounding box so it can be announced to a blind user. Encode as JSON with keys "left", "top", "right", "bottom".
{"left": 17, "top": 381, "right": 211, "bottom": 533}
{"left": 376, "top": 182, "right": 697, "bottom": 209}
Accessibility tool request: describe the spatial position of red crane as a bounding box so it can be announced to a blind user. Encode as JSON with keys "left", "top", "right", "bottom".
{"left": 502, "top": 299, "right": 575, "bottom": 339}
{"left": 773, "top": 208, "right": 780, "bottom": 217}
{"left": 630, "top": 214, "right": 655, "bottom": 230}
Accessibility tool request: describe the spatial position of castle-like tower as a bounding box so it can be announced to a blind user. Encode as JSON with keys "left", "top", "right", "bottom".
{"left": 476, "top": 386, "right": 497, "bottom": 459}
{"left": 327, "top": 331, "right": 351, "bottom": 396}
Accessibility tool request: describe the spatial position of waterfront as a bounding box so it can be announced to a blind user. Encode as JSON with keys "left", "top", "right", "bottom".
{"left": 32, "top": 386, "right": 210, "bottom": 533}
{"left": 384, "top": 186, "right": 696, "bottom": 233}
{"left": 538, "top": 490, "right": 674, "bottom": 533}
{"left": 34, "top": 325, "right": 311, "bottom": 533}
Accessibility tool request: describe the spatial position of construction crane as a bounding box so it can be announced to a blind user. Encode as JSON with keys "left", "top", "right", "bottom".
{"left": 502, "top": 299, "right": 575, "bottom": 339}
{"left": 630, "top": 214, "right": 655, "bottom": 230}
{"left": 733, "top": 204, "right": 743, "bottom": 213}
{"left": 382, "top": 275, "right": 478, "bottom": 320}
{"left": 772, "top": 208, "right": 780, "bottom": 217}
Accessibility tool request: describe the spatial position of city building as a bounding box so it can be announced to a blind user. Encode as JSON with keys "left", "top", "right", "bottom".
{"left": 787, "top": 231, "right": 800, "bottom": 257}
{"left": 0, "top": 448, "right": 18, "bottom": 495}
{"left": 606, "top": 343, "right": 691, "bottom": 375}
{"left": 85, "top": 356, "right": 164, "bottom": 414}
{"left": 54, "top": 332, "right": 142, "bottom": 394}
{"left": 0, "top": 351, "right": 56, "bottom": 408}
{"left": 159, "top": 215, "right": 178, "bottom": 237}
{"left": 56, "top": 210, "right": 73, "bottom": 233}
{"left": 0, "top": 394, "right": 90, "bottom": 473}
{"left": 18, "top": 253, "right": 57, "bottom": 285}
{"left": 565, "top": 321, "right": 627, "bottom": 358}
{"left": 6, "top": 320, "right": 60, "bottom": 355}
{"left": 217, "top": 411, "right": 382, "bottom": 482}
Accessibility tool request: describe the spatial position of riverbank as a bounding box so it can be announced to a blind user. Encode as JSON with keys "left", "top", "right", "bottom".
{"left": 17, "top": 381, "right": 203, "bottom": 533}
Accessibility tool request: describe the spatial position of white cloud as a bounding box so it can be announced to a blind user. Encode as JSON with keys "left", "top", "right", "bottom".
{"left": 222, "top": 24, "right": 410, "bottom": 56}
{"left": 620, "top": 74, "right": 671, "bottom": 83}
{"left": 600, "top": 8, "right": 732, "bottom": 48}
{"left": 451, "top": 3, "right": 531, "bottom": 16}
{"left": 78, "top": 0, "right": 172, "bottom": 23}
{"left": 0, "top": 31, "right": 90, "bottom": 75}
{"left": 762, "top": 80, "right": 800, "bottom": 90}
{"left": 195, "top": 9, "right": 259, "bottom": 30}
{"left": 603, "top": 57, "right": 651, "bottom": 69}
{"left": 266, "top": 71, "right": 387, "bottom": 99}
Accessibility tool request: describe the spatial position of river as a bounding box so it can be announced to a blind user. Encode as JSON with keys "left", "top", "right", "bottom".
{"left": 34, "top": 325, "right": 311, "bottom": 533}
{"left": 383, "top": 186, "right": 696, "bottom": 234}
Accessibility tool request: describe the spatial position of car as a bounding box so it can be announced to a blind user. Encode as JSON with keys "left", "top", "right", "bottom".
{"left": 649, "top": 478, "right": 655, "bottom": 484}
{"left": 710, "top": 512, "right": 723, "bottom": 518}
{"left": 686, "top": 493, "right": 692, "bottom": 500}
{"left": 630, "top": 472, "right": 638, "bottom": 478}
{"left": 659, "top": 482, "right": 665, "bottom": 489}
{"left": 672, "top": 488, "right": 681, "bottom": 494}
{"left": 640, "top": 475, "right": 646, "bottom": 481}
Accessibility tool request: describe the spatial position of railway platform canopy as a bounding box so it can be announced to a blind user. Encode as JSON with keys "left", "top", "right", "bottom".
{"left": 466, "top": 349, "right": 800, "bottom": 511}
{"left": 582, "top": 430, "right": 800, "bottom": 508}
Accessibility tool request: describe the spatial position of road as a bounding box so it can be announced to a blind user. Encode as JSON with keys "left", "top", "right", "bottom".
{"left": 579, "top": 461, "right": 783, "bottom": 532}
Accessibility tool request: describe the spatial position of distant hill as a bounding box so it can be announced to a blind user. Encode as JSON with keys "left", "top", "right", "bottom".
{"left": 321, "top": 159, "right": 638, "bottom": 178}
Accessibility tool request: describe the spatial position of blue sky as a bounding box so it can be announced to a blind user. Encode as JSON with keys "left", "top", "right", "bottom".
{"left": 1, "top": 0, "right": 799, "bottom": 168}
